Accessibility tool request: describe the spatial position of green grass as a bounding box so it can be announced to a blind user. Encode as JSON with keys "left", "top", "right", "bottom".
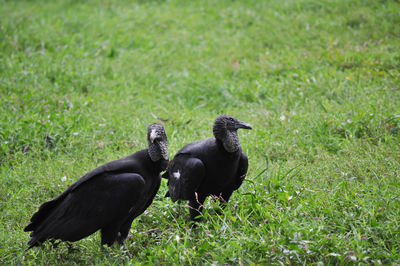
{"left": 1, "top": 0, "right": 400, "bottom": 264}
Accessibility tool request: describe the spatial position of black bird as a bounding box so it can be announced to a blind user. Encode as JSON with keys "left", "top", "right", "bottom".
{"left": 163, "top": 115, "right": 252, "bottom": 221}
{"left": 24, "top": 123, "right": 168, "bottom": 248}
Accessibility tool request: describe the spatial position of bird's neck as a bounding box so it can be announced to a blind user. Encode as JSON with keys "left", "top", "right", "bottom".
{"left": 148, "top": 143, "right": 161, "bottom": 162}
{"left": 144, "top": 148, "right": 168, "bottom": 172}
{"left": 219, "top": 130, "right": 240, "bottom": 153}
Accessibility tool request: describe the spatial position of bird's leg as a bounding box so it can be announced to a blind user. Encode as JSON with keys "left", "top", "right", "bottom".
{"left": 117, "top": 218, "right": 134, "bottom": 245}
{"left": 101, "top": 226, "right": 119, "bottom": 247}
{"left": 189, "top": 192, "right": 206, "bottom": 222}
{"left": 116, "top": 232, "right": 126, "bottom": 246}
{"left": 66, "top": 242, "right": 79, "bottom": 253}
{"left": 216, "top": 190, "right": 233, "bottom": 215}
{"left": 49, "top": 239, "right": 60, "bottom": 249}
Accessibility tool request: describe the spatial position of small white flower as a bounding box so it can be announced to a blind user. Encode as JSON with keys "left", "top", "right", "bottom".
{"left": 280, "top": 115, "right": 286, "bottom": 121}
{"left": 61, "top": 176, "right": 67, "bottom": 182}
{"left": 175, "top": 235, "right": 180, "bottom": 242}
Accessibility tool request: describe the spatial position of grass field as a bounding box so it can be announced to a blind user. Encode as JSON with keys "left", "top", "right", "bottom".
{"left": 1, "top": 0, "right": 400, "bottom": 264}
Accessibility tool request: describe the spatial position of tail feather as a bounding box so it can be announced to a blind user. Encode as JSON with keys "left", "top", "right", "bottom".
{"left": 25, "top": 195, "right": 65, "bottom": 232}
{"left": 24, "top": 196, "right": 66, "bottom": 248}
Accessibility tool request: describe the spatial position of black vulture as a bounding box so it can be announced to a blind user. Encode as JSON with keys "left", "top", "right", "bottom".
{"left": 163, "top": 115, "right": 252, "bottom": 221}
{"left": 24, "top": 123, "right": 168, "bottom": 247}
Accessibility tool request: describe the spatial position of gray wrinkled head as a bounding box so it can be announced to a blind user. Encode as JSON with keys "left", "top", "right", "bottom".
{"left": 213, "top": 115, "right": 252, "bottom": 152}
{"left": 147, "top": 123, "right": 168, "bottom": 162}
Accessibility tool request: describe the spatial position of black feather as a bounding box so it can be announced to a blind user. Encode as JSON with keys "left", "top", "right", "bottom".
{"left": 164, "top": 115, "right": 251, "bottom": 221}
{"left": 24, "top": 124, "right": 168, "bottom": 247}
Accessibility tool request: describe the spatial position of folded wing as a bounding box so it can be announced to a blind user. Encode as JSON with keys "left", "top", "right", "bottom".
{"left": 25, "top": 172, "right": 145, "bottom": 247}
{"left": 166, "top": 155, "right": 205, "bottom": 202}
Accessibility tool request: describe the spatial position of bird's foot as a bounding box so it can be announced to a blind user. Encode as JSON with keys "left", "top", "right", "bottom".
{"left": 66, "top": 242, "right": 79, "bottom": 253}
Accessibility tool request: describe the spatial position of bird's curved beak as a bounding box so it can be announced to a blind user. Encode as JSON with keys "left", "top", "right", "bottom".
{"left": 236, "top": 120, "right": 252, "bottom": 130}
{"left": 150, "top": 129, "right": 157, "bottom": 143}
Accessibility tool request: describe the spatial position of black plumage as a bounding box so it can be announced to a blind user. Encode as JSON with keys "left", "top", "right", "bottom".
{"left": 163, "top": 115, "right": 252, "bottom": 221}
{"left": 24, "top": 123, "right": 168, "bottom": 247}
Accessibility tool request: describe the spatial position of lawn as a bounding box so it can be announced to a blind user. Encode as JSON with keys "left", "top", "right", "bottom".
{"left": 1, "top": 0, "right": 400, "bottom": 264}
